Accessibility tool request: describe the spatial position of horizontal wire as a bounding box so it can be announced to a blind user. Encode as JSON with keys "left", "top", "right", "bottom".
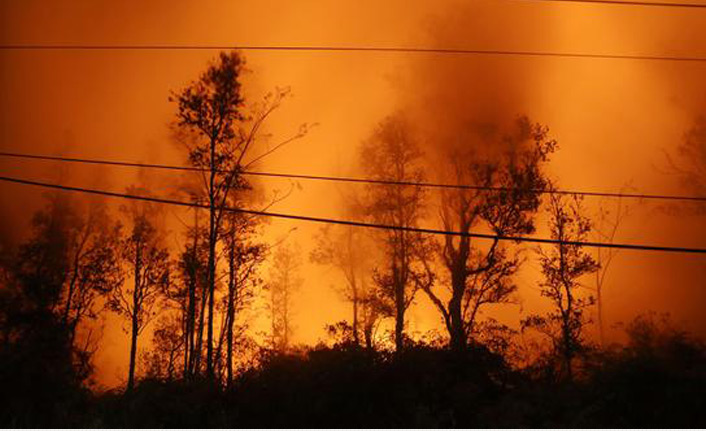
{"left": 1, "top": 44, "right": 705, "bottom": 63}
{"left": 1, "top": 174, "right": 705, "bottom": 254}
{"left": 514, "top": 0, "right": 706, "bottom": 7}
{"left": 1, "top": 151, "right": 705, "bottom": 202}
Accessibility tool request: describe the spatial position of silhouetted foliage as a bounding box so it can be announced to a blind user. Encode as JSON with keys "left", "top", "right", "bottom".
{"left": 0, "top": 194, "right": 97, "bottom": 426}
{"left": 4, "top": 194, "right": 121, "bottom": 376}
{"left": 141, "top": 314, "right": 185, "bottom": 381}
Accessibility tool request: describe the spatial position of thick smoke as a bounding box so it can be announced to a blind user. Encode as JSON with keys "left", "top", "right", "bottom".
{"left": 393, "top": 1, "right": 706, "bottom": 341}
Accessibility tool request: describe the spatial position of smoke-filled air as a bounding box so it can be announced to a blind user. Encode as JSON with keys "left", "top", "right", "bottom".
{"left": 1, "top": 0, "right": 705, "bottom": 428}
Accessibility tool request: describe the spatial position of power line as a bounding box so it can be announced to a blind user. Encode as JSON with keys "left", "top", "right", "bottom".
{"left": 1, "top": 44, "right": 705, "bottom": 63}
{"left": 1, "top": 174, "right": 705, "bottom": 255}
{"left": 515, "top": 0, "right": 706, "bottom": 8}
{"left": 2, "top": 151, "right": 705, "bottom": 203}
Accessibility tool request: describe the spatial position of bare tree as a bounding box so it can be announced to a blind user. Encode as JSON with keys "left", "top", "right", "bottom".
{"left": 522, "top": 192, "right": 599, "bottom": 381}
{"left": 109, "top": 189, "right": 171, "bottom": 391}
{"left": 593, "top": 195, "right": 629, "bottom": 347}
{"left": 171, "top": 51, "right": 309, "bottom": 378}
{"left": 422, "top": 117, "right": 556, "bottom": 352}
{"left": 266, "top": 242, "right": 302, "bottom": 352}
{"left": 358, "top": 113, "right": 433, "bottom": 352}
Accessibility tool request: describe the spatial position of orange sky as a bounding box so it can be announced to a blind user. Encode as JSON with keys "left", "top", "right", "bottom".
{"left": 1, "top": 0, "right": 705, "bottom": 388}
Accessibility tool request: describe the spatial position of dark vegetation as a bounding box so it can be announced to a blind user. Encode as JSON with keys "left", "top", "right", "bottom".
{"left": 2, "top": 314, "right": 705, "bottom": 427}
{"left": 1, "top": 51, "right": 705, "bottom": 427}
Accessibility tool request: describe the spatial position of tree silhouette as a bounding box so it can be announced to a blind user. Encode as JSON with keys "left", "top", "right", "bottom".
{"left": 108, "top": 189, "right": 171, "bottom": 391}
{"left": 15, "top": 193, "right": 77, "bottom": 312}
{"left": 358, "top": 113, "right": 433, "bottom": 352}
{"left": 593, "top": 195, "right": 629, "bottom": 346}
{"left": 175, "top": 207, "right": 210, "bottom": 379}
{"left": 13, "top": 194, "right": 122, "bottom": 376}
{"left": 665, "top": 116, "right": 706, "bottom": 214}
{"left": 311, "top": 195, "right": 383, "bottom": 349}
{"left": 266, "top": 242, "right": 302, "bottom": 352}
{"left": 422, "top": 117, "right": 556, "bottom": 352}
{"left": 522, "top": 191, "right": 599, "bottom": 380}
{"left": 61, "top": 202, "right": 123, "bottom": 349}
{"left": 220, "top": 207, "right": 265, "bottom": 385}
{"left": 141, "top": 314, "right": 185, "bottom": 381}
{"left": 171, "top": 50, "right": 308, "bottom": 378}
{"left": 0, "top": 194, "right": 100, "bottom": 424}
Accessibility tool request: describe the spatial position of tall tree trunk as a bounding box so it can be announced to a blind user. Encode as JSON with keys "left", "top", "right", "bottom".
{"left": 563, "top": 275, "right": 574, "bottom": 381}
{"left": 597, "top": 283, "right": 604, "bottom": 347}
{"left": 64, "top": 225, "right": 90, "bottom": 331}
{"left": 63, "top": 264, "right": 79, "bottom": 326}
{"left": 448, "top": 296, "right": 465, "bottom": 352}
{"left": 350, "top": 269, "right": 360, "bottom": 347}
{"left": 206, "top": 230, "right": 216, "bottom": 377}
{"left": 283, "top": 273, "right": 290, "bottom": 351}
{"left": 270, "top": 286, "right": 278, "bottom": 350}
{"left": 364, "top": 326, "right": 373, "bottom": 350}
{"left": 394, "top": 262, "right": 404, "bottom": 352}
{"left": 448, "top": 268, "right": 467, "bottom": 352}
{"left": 563, "top": 315, "right": 573, "bottom": 380}
{"left": 127, "top": 251, "right": 141, "bottom": 392}
{"left": 182, "top": 305, "right": 190, "bottom": 380}
{"left": 352, "top": 288, "right": 360, "bottom": 347}
{"left": 184, "top": 211, "right": 198, "bottom": 379}
{"left": 193, "top": 280, "right": 208, "bottom": 376}
{"left": 226, "top": 243, "right": 236, "bottom": 387}
{"left": 347, "top": 230, "right": 360, "bottom": 347}
{"left": 362, "top": 279, "right": 374, "bottom": 350}
{"left": 127, "top": 314, "right": 139, "bottom": 392}
{"left": 184, "top": 274, "right": 194, "bottom": 378}
{"left": 226, "top": 307, "right": 234, "bottom": 386}
{"left": 214, "top": 305, "right": 228, "bottom": 381}
{"left": 394, "top": 305, "right": 404, "bottom": 352}
{"left": 206, "top": 137, "right": 217, "bottom": 378}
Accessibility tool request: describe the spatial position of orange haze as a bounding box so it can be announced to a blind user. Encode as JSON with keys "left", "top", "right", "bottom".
{"left": 1, "top": 0, "right": 705, "bottom": 388}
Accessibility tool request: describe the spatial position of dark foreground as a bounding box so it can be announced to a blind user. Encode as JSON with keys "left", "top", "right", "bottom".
{"left": 2, "top": 331, "right": 705, "bottom": 428}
